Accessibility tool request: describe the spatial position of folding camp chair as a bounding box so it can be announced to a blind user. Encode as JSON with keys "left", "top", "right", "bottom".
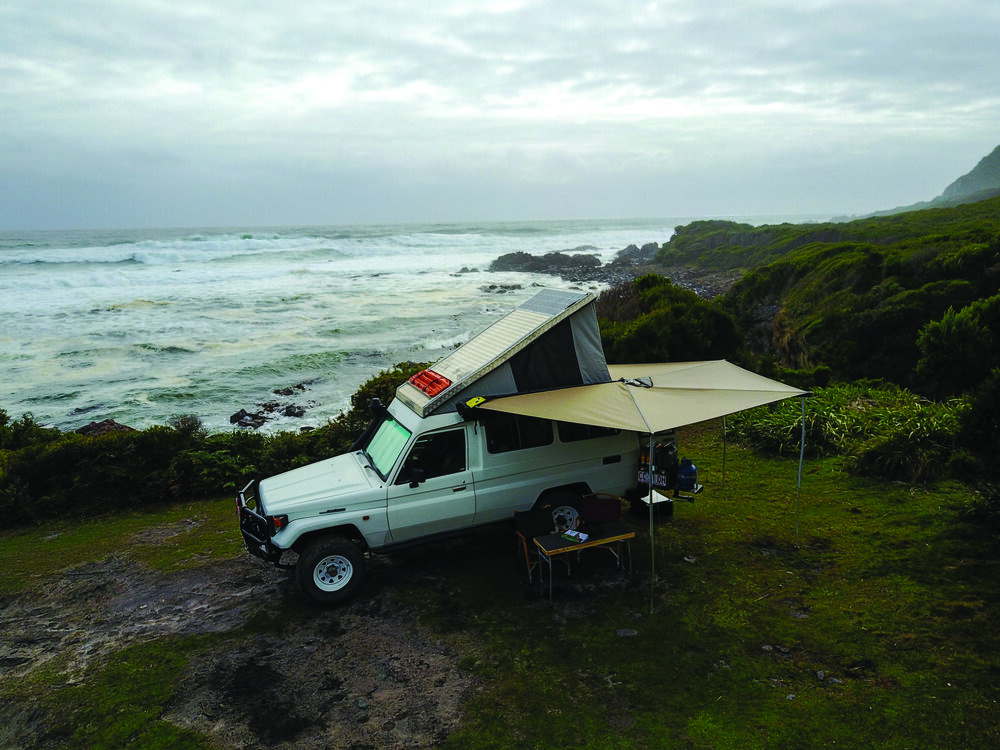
{"left": 580, "top": 492, "right": 624, "bottom": 529}
{"left": 514, "top": 505, "right": 555, "bottom": 583}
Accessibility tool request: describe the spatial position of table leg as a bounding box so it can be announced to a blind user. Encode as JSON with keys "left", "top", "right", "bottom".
{"left": 548, "top": 553, "right": 553, "bottom": 603}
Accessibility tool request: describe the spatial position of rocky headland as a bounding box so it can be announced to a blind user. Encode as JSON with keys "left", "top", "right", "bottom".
{"left": 487, "top": 241, "right": 739, "bottom": 299}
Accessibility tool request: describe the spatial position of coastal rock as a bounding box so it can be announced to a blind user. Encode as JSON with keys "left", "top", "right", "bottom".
{"left": 480, "top": 283, "right": 523, "bottom": 294}
{"left": 489, "top": 251, "right": 601, "bottom": 276}
{"left": 487, "top": 243, "right": 662, "bottom": 287}
{"left": 75, "top": 419, "right": 136, "bottom": 437}
{"left": 231, "top": 398, "right": 309, "bottom": 429}
{"left": 273, "top": 383, "right": 308, "bottom": 397}
{"left": 230, "top": 409, "right": 268, "bottom": 429}
{"left": 610, "top": 242, "right": 660, "bottom": 266}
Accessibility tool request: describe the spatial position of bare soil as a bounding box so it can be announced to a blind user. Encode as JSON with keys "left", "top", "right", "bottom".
{"left": 0, "top": 521, "right": 499, "bottom": 749}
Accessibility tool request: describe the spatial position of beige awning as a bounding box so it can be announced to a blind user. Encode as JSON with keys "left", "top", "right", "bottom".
{"left": 475, "top": 360, "right": 807, "bottom": 433}
{"left": 475, "top": 359, "right": 809, "bottom": 613}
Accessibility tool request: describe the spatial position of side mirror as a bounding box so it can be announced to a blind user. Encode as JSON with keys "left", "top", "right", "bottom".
{"left": 408, "top": 467, "right": 426, "bottom": 489}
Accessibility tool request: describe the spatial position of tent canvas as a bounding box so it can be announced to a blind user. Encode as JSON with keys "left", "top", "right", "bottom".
{"left": 473, "top": 360, "right": 806, "bottom": 434}
{"left": 395, "top": 288, "right": 610, "bottom": 418}
{"left": 471, "top": 359, "right": 809, "bottom": 610}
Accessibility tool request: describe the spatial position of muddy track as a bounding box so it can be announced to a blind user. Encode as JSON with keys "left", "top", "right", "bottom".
{"left": 0, "top": 526, "right": 491, "bottom": 749}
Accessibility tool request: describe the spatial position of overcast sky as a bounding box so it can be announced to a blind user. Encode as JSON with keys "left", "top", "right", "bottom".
{"left": 2, "top": 0, "right": 998, "bottom": 230}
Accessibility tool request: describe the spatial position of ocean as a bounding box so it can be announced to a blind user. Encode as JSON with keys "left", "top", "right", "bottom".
{"left": 0, "top": 217, "right": 811, "bottom": 434}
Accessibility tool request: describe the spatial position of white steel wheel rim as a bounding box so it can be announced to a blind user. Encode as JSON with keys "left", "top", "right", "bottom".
{"left": 313, "top": 554, "right": 353, "bottom": 592}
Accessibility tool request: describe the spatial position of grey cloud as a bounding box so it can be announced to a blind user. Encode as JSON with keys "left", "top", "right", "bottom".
{"left": 1, "top": 0, "right": 998, "bottom": 228}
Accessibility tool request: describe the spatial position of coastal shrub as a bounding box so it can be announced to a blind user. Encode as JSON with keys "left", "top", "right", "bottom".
{"left": 343, "top": 361, "right": 429, "bottom": 429}
{"left": 598, "top": 275, "right": 745, "bottom": 364}
{"left": 0, "top": 362, "right": 431, "bottom": 528}
{"left": 258, "top": 430, "right": 319, "bottom": 477}
{"left": 727, "top": 382, "right": 966, "bottom": 484}
{"left": 169, "top": 431, "right": 267, "bottom": 498}
{"left": 957, "top": 368, "right": 1000, "bottom": 481}
{"left": 0, "top": 427, "right": 188, "bottom": 524}
{"left": 0, "top": 410, "right": 61, "bottom": 451}
{"left": 712, "top": 206, "right": 1000, "bottom": 388}
{"left": 916, "top": 294, "right": 1000, "bottom": 397}
{"left": 963, "top": 482, "right": 1000, "bottom": 529}
{"left": 168, "top": 413, "right": 208, "bottom": 438}
{"left": 847, "top": 421, "right": 958, "bottom": 483}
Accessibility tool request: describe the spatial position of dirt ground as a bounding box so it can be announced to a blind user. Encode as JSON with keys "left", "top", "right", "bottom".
{"left": 1, "top": 515, "right": 644, "bottom": 749}
{"left": 0, "top": 522, "right": 504, "bottom": 749}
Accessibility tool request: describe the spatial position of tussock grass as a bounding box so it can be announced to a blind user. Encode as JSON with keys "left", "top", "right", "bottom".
{"left": 726, "top": 382, "right": 967, "bottom": 484}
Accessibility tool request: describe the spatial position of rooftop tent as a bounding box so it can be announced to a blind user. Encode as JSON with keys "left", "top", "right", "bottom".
{"left": 395, "top": 288, "right": 610, "bottom": 417}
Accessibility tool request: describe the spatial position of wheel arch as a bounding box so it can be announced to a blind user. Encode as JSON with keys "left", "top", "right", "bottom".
{"left": 291, "top": 524, "right": 369, "bottom": 555}
{"left": 535, "top": 482, "right": 591, "bottom": 509}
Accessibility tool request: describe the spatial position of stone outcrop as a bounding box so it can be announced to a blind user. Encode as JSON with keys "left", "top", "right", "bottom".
{"left": 487, "top": 242, "right": 663, "bottom": 286}
{"left": 489, "top": 250, "right": 601, "bottom": 276}
{"left": 75, "top": 419, "right": 136, "bottom": 437}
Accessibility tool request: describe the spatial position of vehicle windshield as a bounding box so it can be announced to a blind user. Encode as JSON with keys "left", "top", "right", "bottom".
{"left": 359, "top": 415, "right": 412, "bottom": 479}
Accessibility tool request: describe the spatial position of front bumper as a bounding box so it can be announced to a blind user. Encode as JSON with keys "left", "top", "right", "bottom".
{"left": 236, "top": 480, "right": 283, "bottom": 564}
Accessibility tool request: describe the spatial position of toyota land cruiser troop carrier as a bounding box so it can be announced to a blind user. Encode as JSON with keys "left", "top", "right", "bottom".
{"left": 237, "top": 289, "right": 653, "bottom": 603}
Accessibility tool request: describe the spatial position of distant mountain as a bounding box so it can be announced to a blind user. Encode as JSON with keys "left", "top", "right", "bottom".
{"left": 940, "top": 144, "right": 1000, "bottom": 203}
{"left": 846, "top": 143, "right": 1000, "bottom": 219}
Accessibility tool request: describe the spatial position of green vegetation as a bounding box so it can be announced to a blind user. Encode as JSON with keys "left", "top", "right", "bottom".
{"left": 726, "top": 382, "right": 967, "bottom": 483}
{"left": 4, "top": 425, "right": 997, "bottom": 747}
{"left": 696, "top": 198, "right": 1000, "bottom": 392}
{"left": 4, "top": 197, "right": 1000, "bottom": 745}
{"left": 0, "top": 362, "right": 428, "bottom": 530}
{"left": 597, "top": 274, "right": 747, "bottom": 365}
{"left": 656, "top": 198, "right": 1000, "bottom": 273}
{"left": 437, "top": 427, "right": 1000, "bottom": 748}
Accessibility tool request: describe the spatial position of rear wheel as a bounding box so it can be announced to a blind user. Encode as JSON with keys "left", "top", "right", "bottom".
{"left": 537, "top": 488, "right": 585, "bottom": 531}
{"left": 297, "top": 536, "right": 367, "bottom": 604}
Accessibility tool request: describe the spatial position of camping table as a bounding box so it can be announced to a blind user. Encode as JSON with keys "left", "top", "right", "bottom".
{"left": 534, "top": 521, "right": 635, "bottom": 602}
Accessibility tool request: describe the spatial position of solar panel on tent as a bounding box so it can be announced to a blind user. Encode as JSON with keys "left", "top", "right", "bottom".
{"left": 396, "top": 288, "right": 595, "bottom": 417}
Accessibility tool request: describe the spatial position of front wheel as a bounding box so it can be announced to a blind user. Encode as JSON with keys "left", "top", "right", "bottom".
{"left": 296, "top": 536, "right": 367, "bottom": 604}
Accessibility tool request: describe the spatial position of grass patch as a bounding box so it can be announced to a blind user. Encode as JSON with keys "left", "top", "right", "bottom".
{"left": 3, "top": 422, "right": 999, "bottom": 747}
{"left": 431, "top": 422, "right": 1000, "bottom": 748}
{"left": 47, "top": 637, "right": 212, "bottom": 750}
{"left": 0, "top": 496, "right": 241, "bottom": 597}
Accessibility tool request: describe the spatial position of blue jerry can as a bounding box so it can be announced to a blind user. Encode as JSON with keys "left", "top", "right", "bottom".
{"left": 677, "top": 458, "right": 697, "bottom": 491}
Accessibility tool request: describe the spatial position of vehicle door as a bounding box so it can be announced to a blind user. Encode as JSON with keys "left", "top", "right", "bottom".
{"left": 386, "top": 426, "right": 475, "bottom": 543}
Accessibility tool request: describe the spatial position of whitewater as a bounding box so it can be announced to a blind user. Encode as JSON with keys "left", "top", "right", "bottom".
{"left": 0, "top": 217, "right": 802, "bottom": 434}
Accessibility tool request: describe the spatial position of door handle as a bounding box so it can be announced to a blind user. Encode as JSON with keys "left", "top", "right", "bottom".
{"left": 452, "top": 484, "right": 467, "bottom": 492}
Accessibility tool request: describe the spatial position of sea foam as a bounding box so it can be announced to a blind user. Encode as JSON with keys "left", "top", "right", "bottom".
{"left": 0, "top": 218, "right": 698, "bottom": 432}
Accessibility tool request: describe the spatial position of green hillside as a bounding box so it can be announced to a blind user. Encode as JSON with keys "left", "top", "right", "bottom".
{"left": 657, "top": 198, "right": 1000, "bottom": 395}
{"left": 656, "top": 197, "right": 1000, "bottom": 275}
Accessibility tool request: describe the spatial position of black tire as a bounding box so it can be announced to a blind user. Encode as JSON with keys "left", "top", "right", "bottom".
{"left": 296, "top": 536, "right": 367, "bottom": 604}
{"left": 537, "top": 488, "right": 583, "bottom": 512}
{"left": 538, "top": 488, "right": 584, "bottom": 530}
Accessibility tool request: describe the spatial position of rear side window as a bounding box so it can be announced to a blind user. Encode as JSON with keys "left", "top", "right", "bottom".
{"left": 557, "top": 421, "right": 620, "bottom": 443}
{"left": 484, "top": 414, "right": 553, "bottom": 454}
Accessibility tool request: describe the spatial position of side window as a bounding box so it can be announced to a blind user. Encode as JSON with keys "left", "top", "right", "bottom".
{"left": 557, "top": 421, "right": 620, "bottom": 443}
{"left": 484, "top": 414, "right": 553, "bottom": 454}
{"left": 394, "top": 429, "right": 467, "bottom": 485}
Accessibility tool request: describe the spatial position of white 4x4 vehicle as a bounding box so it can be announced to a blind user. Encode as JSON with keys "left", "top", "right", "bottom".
{"left": 236, "top": 288, "right": 645, "bottom": 603}
{"left": 237, "top": 395, "right": 641, "bottom": 603}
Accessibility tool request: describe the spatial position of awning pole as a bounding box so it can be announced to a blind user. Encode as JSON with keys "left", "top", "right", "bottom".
{"left": 649, "top": 432, "right": 655, "bottom": 615}
{"left": 795, "top": 396, "right": 806, "bottom": 545}
{"left": 722, "top": 415, "right": 728, "bottom": 492}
